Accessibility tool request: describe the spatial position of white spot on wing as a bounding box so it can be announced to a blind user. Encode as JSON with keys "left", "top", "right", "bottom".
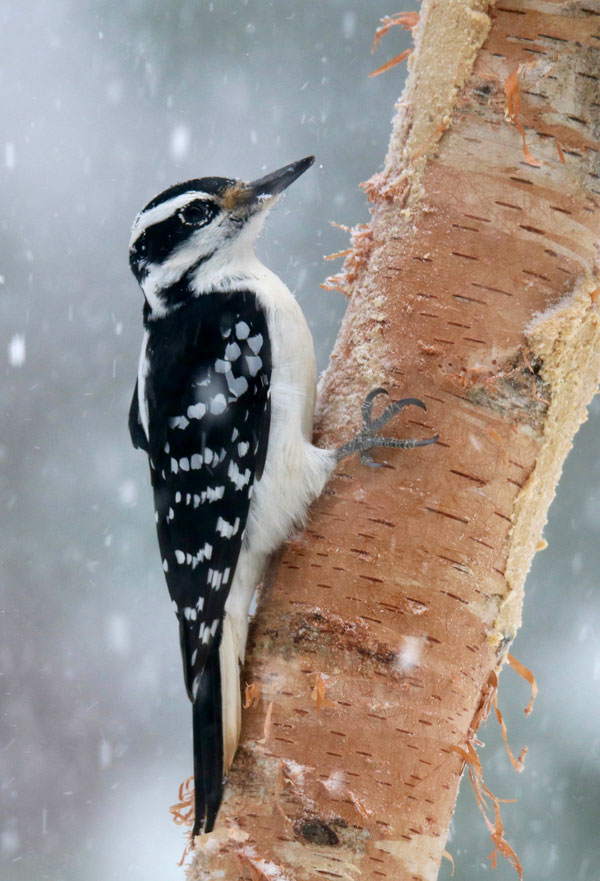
{"left": 227, "top": 374, "right": 248, "bottom": 398}
{"left": 187, "top": 402, "right": 206, "bottom": 420}
{"left": 216, "top": 516, "right": 240, "bottom": 538}
{"left": 210, "top": 394, "right": 226, "bottom": 415}
{"left": 235, "top": 321, "right": 250, "bottom": 340}
{"left": 245, "top": 355, "right": 262, "bottom": 377}
{"left": 228, "top": 460, "right": 251, "bottom": 489}
{"left": 225, "top": 341, "right": 241, "bottom": 361}
{"left": 247, "top": 333, "right": 263, "bottom": 354}
{"left": 210, "top": 570, "right": 223, "bottom": 590}
{"left": 206, "top": 485, "right": 224, "bottom": 502}
{"left": 169, "top": 415, "right": 190, "bottom": 430}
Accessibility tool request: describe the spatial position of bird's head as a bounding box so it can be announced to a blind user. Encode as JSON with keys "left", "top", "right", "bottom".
{"left": 129, "top": 155, "right": 314, "bottom": 314}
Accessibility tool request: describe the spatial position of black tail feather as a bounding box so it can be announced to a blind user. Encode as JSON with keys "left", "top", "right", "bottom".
{"left": 191, "top": 648, "right": 224, "bottom": 837}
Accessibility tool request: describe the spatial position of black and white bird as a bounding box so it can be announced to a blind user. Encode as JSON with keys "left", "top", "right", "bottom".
{"left": 128, "top": 156, "right": 436, "bottom": 837}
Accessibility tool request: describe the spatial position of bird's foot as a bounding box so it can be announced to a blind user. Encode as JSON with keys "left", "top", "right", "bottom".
{"left": 335, "top": 387, "right": 438, "bottom": 468}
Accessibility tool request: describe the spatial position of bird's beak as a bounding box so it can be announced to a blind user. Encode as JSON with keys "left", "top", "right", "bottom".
{"left": 223, "top": 156, "right": 315, "bottom": 213}
{"left": 246, "top": 155, "right": 315, "bottom": 198}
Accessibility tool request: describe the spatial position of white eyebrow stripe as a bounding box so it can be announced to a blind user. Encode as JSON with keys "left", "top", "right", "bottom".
{"left": 129, "top": 191, "right": 214, "bottom": 247}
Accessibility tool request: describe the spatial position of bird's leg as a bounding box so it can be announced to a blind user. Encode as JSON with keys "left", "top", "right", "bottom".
{"left": 335, "top": 387, "right": 438, "bottom": 468}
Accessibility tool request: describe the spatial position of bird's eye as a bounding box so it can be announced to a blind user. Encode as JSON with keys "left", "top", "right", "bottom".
{"left": 180, "top": 201, "right": 217, "bottom": 227}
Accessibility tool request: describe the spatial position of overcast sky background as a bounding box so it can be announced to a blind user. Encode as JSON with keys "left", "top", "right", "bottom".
{"left": 1, "top": 2, "right": 599, "bottom": 880}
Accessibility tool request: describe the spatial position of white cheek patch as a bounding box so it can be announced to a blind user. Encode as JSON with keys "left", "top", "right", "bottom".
{"left": 141, "top": 222, "right": 222, "bottom": 303}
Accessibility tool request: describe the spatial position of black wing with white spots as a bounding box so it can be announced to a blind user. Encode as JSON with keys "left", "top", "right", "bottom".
{"left": 138, "top": 291, "right": 271, "bottom": 699}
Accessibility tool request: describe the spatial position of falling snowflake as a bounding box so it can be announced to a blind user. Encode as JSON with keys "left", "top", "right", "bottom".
{"left": 5, "top": 143, "right": 15, "bottom": 171}
{"left": 170, "top": 124, "right": 191, "bottom": 162}
{"left": 7, "top": 334, "right": 25, "bottom": 367}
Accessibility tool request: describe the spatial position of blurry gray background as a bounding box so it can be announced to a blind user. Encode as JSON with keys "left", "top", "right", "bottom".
{"left": 1, "top": 2, "right": 598, "bottom": 879}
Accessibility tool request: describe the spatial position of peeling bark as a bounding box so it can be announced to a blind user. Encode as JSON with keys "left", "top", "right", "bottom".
{"left": 188, "top": 2, "right": 600, "bottom": 879}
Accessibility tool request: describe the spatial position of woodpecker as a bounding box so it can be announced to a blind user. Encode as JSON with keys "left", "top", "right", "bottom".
{"left": 128, "top": 156, "right": 436, "bottom": 838}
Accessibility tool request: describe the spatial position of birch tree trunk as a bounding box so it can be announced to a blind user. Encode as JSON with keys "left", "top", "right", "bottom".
{"left": 188, "top": 2, "right": 600, "bottom": 879}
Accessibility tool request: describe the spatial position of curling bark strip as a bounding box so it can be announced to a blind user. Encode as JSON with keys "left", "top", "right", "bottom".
{"left": 189, "top": 2, "right": 600, "bottom": 879}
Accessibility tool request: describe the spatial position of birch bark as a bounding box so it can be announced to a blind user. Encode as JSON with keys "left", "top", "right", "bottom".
{"left": 188, "top": 2, "right": 600, "bottom": 879}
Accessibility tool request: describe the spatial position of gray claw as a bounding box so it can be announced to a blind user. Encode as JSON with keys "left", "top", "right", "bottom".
{"left": 335, "top": 387, "right": 438, "bottom": 465}
{"left": 360, "top": 450, "right": 383, "bottom": 468}
{"left": 361, "top": 387, "right": 389, "bottom": 429}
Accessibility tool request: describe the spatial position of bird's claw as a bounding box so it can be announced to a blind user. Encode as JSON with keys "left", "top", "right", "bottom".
{"left": 361, "top": 387, "right": 427, "bottom": 434}
{"left": 360, "top": 450, "right": 382, "bottom": 469}
{"left": 336, "top": 387, "right": 438, "bottom": 464}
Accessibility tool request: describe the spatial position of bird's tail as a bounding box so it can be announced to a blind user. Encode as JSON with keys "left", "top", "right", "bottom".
{"left": 192, "top": 647, "right": 223, "bottom": 837}
{"left": 191, "top": 614, "right": 242, "bottom": 837}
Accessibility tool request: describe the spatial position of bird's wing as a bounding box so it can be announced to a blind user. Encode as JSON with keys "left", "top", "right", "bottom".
{"left": 145, "top": 291, "right": 271, "bottom": 700}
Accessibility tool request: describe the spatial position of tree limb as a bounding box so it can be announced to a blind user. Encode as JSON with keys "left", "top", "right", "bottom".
{"left": 188, "top": 2, "right": 600, "bottom": 878}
